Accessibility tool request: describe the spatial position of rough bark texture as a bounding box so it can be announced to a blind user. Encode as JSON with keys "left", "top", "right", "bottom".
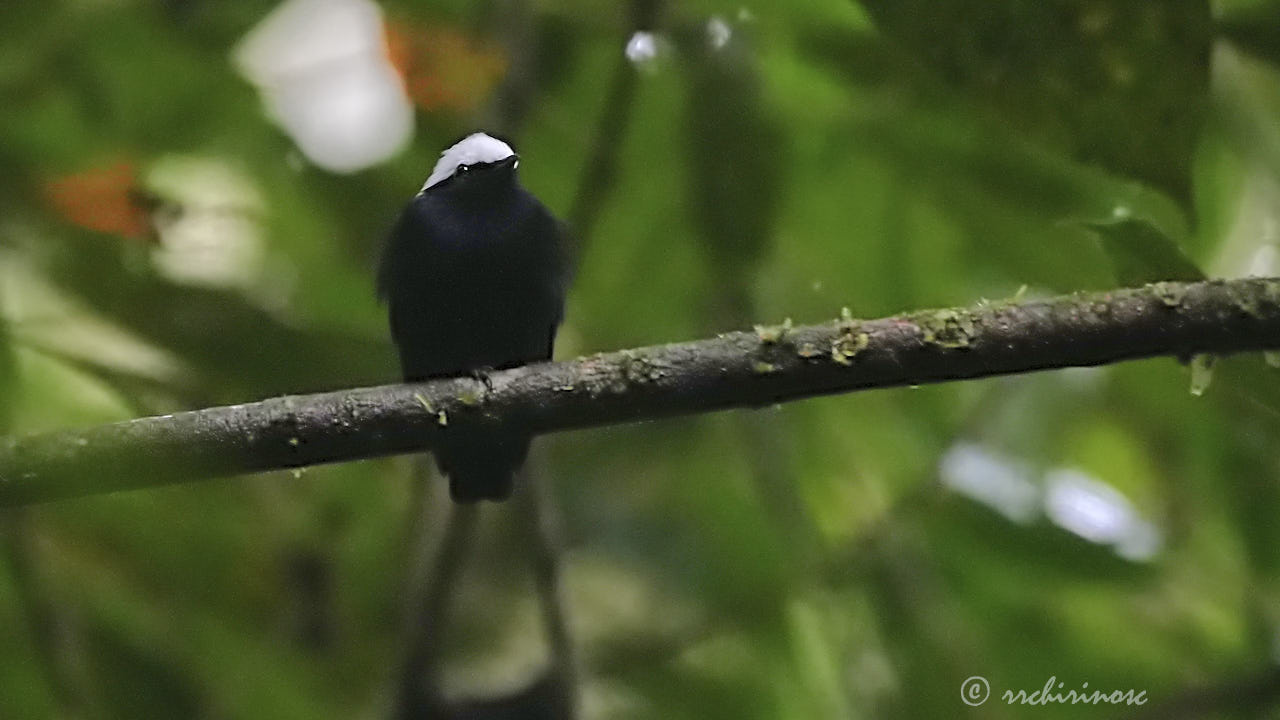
{"left": 2, "top": 278, "right": 1278, "bottom": 506}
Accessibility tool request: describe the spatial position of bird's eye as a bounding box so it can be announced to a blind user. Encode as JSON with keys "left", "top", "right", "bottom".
{"left": 457, "top": 164, "right": 471, "bottom": 174}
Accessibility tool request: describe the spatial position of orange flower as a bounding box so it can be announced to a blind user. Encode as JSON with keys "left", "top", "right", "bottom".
{"left": 44, "top": 160, "right": 153, "bottom": 241}
{"left": 384, "top": 21, "right": 507, "bottom": 113}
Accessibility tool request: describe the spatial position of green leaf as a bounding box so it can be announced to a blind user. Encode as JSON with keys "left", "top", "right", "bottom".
{"left": 856, "top": 0, "right": 1212, "bottom": 208}
{"left": 1217, "top": 1, "right": 1280, "bottom": 69}
{"left": 1081, "top": 216, "right": 1206, "bottom": 285}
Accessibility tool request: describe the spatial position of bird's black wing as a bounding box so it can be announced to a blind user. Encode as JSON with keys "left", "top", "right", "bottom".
{"left": 378, "top": 202, "right": 460, "bottom": 380}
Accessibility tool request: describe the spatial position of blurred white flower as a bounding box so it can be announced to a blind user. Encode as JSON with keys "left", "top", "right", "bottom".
{"left": 939, "top": 443, "right": 1039, "bottom": 524}
{"left": 147, "top": 156, "right": 266, "bottom": 291}
{"left": 234, "top": 0, "right": 413, "bottom": 173}
{"left": 706, "top": 16, "right": 732, "bottom": 51}
{"left": 1045, "top": 469, "right": 1162, "bottom": 560}
{"left": 626, "top": 31, "right": 659, "bottom": 64}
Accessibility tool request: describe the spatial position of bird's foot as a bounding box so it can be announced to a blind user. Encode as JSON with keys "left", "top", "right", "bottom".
{"left": 470, "top": 368, "right": 495, "bottom": 394}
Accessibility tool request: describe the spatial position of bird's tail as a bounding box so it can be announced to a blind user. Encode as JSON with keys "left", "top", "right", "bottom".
{"left": 435, "top": 430, "right": 530, "bottom": 502}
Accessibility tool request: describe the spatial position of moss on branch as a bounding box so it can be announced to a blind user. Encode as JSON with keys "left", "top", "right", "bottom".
{"left": 1, "top": 277, "right": 1278, "bottom": 506}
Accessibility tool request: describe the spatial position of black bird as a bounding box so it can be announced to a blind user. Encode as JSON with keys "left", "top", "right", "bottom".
{"left": 379, "top": 133, "right": 570, "bottom": 502}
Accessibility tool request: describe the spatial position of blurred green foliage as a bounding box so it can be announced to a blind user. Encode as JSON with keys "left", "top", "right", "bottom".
{"left": 2, "top": 0, "right": 1280, "bottom": 718}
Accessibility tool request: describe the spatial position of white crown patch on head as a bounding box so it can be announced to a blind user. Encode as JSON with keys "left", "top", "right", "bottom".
{"left": 420, "top": 132, "right": 516, "bottom": 192}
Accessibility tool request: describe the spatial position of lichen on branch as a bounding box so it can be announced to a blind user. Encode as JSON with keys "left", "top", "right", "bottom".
{"left": 1, "top": 277, "right": 1278, "bottom": 506}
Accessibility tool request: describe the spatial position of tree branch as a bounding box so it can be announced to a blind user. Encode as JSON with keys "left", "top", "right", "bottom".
{"left": 566, "top": 0, "right": 662, "bottom": 247}
{"left": 2, "top": 277, "right": 1278, "bottom": 506}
